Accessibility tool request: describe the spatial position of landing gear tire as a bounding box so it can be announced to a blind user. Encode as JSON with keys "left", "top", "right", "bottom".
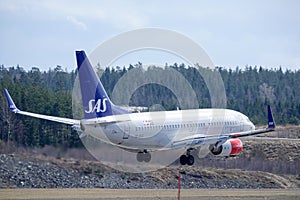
{"left": 136, "top": 151, "right": 151, "bottom": 163}
{"left": 180, "top": 155, "right": 187, "bottom": 165}
{"left": 144, "top": 152, "right": 151, "bottom": 163}
{"left": 187, "top": 155, "right": 194, "bottom": 166}
{"left": 136, "top": 152, "right": 144, "bottom": 162}
{"left": 179, "top": 154, "right": 194, "bottom": 165}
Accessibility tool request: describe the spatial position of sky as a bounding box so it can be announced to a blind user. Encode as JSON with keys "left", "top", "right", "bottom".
{"left": 0, "top": 0, "right": 299, "bottom": 71}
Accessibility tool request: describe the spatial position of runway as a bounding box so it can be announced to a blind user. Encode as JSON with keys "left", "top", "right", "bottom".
{"left": 1, "top": 188, "right": 299, "bottom": 200}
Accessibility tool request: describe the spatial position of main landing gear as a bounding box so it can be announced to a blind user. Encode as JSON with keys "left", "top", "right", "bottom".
{"left": 179, "top": 149, "right": 195, "bottom": 166}
{"left": 136, "top": 150, "right": 151, "bottom": 163}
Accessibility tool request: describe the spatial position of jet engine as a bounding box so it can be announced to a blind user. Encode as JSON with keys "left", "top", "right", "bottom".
{"left": 210, "top": 138, "right": 243, "bottom": 157}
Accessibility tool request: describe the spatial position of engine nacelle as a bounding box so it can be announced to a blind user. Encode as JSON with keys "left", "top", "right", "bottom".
{"left": 210, "top": 138, "right": 243, "bottom": 157}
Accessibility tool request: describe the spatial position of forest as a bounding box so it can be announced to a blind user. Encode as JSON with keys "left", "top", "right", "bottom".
{"left": 0, "top": 63, "right": 299, "bottom": 148}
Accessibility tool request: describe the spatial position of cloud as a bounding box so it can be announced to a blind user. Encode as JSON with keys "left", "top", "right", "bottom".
{"left": 45, "top": 1, "right": 149, "bottom": 29}
{"left": 1, "top": 0, "right": 299, "bottom": 70}
{"left": 67, "top": 15, "right": 87, "bottom": 30}
{"left": 70, "top": 1, "right": 149, "bottom": 29}
{"left": 0, "top": 0, "right": 149, "bottom": 30}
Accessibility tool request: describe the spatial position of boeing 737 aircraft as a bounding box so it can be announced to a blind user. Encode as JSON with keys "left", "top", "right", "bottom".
{"left": 4, "top": 50, "right": 275, "bottom": 165}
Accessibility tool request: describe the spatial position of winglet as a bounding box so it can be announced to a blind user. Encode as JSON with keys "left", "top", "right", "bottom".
{"left": 3, "top": 88, "right": 20, "bottom": 113}
{"left": 267, "top": 105, "right": 275, "bottom": 130}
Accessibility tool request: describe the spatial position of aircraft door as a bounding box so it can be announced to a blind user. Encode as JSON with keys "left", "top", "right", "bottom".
{"left": 123, "top": 123, "right": 130, "bottom": 139}
{"left": 188, "top": 121, "right": 195, "bottom": 133}
{"left": 237, "top": 115, "right": 244, "bottom": 132}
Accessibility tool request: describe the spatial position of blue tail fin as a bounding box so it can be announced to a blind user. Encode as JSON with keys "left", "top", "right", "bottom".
{"left": 75, "top": 50, "right": 130, "bottom": 119}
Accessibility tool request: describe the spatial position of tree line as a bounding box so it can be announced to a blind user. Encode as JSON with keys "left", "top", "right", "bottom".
{"left": 0, "top": 63, "right": 299, "bottom": 148}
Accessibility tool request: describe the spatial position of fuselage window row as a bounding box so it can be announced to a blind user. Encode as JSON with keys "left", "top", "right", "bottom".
{"left": 135, "top": 120, "right": 239, "bottom": 132}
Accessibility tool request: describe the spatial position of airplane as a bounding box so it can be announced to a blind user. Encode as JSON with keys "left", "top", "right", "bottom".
{"left": 3, "top": 50, "right": 276, "bottom": 166}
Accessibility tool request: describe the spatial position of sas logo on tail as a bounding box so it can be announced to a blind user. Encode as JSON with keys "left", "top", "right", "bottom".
{"left": 85, "top": 98, "right": 108, "bottom": 113}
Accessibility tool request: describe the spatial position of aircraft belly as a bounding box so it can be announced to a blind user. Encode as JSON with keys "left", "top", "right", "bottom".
{"left": 83, "top": 124, "right": 124, "bottom": 145}
{"left": 82, "top": 124, "right": 172, "bottom": 150}
{"left": 120, "top": 131, "right": 172, "bottom": 150}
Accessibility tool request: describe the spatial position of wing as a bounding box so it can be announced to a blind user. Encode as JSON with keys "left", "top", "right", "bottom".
{"left": 4, "top": 88, "right": 79, "bottom": 125}
{"left": 172, "top": 105, "right": 276, "bottom": 149}
{"left": 246, "top": 136, "right": 300, "bottom": 141}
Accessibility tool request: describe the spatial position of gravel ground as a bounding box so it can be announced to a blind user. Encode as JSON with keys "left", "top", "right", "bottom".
{"left": 0, "top": 154, "right": 160, "bottom": 188}
{"left": 0, "top": 154, "right": 299, "bottom": 189}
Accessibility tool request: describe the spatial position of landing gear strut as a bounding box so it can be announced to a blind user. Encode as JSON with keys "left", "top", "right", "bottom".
{"left": 136, "top": 150, "right": 151, "bottom": 163}
{"left": 179, "top": 149, "right": 194, "bottom": 165}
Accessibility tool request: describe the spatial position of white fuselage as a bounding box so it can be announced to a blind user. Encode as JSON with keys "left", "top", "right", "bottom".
{"left": 80, "top": 108, "right": 255, "bottom": 151}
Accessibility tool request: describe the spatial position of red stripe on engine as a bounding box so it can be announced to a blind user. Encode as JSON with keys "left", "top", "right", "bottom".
{"left": 229, "top": 138, "right": 243, "bottom": 155}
